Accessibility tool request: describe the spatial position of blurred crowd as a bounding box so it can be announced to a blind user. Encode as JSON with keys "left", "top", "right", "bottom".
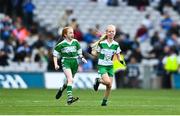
{"left": 1, "top": 0, "right": 180, "bottom": 88}
{"left": 91, "top": 0, "right": 180, "bottom": 13}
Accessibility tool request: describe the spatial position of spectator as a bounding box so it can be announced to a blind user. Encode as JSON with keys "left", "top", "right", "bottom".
{"left": 158, "top": 0, "right": 173, "bottom": 14}
{"left": 118, "top": 34, "right": 133, "bottom": 53}
{"left": 58, "top": 9, "right": 73, "bottom": 28}
{"left": 44, "top": 33, "right": 56, "bottom": 50}
{"left": 160, "top": 12, "right": 173, "bottom": 31}
{"left": 174, "top": 0, "right": 180, "bottom": 14}
{"left": 165, "top": 34, "right": 180, "bottom": 48}
{"left": 12, "top": 22, "right": 29, "bottom": 44}
{"left": 94, "top": 24, "right": 102, "bottom": 37}
{"left": 33, "top": 33, "right": 45, "bottom": 49}
{"left": 34, "top": 47, "right": 48, "bottom": 63}
{"left": 69, "top": 18, "right": 78, "bottom": 30}
{"left": 130, "top": 46, "right": 143, "bottom": 63}
{"left": 107, "top": 0, "right": 119, "bottom": 6}
{"left": 1, "top": 24, "right": 12, "bottom": 40}
{"left": 74, "top": 24, "right": 84, "bottom": 41}
{"left": 150, "top": 31, "right": 160, "bottom": 46}
{"left": 2, "top": 40, "right": 14, "bottom": 59}
{"left": 0, "top": 50, "right": 9, "bottom": 66}
{"left": 114, "top": 27, "right": 124, "bottom": 40}
{"left": 142, "top": 14, "right": 153, "bottom": 30}
{"left": 162, "top": 46, "right": 180, "bottom": 88}
{"left": 84, "top": 28, "right": 97, "bottom": 43}
{"left": 149, "top": 33, "right": 166, "bottom": 59}
{"left": 25, "top": 30, "right": 38, "bottom": 47}
{"left": 0, "top": 15, "right": 13, "bottom": 41}
{"left": 13, "top": 42, "right": 31, "bottom": 62}
{"left": 135, "top": 24, "right": 148, "bottom": 42}
{"left": 126, "top": 57, "right": 140, "bottom": 88}
{"left": 23, "top": 0, "right": 35, "bottom": 29}
{"left": 128, "top": 0, "right": 149, "bottom": 11}
{"left": 167, "top": 22, "right": 180, "bottom": 36}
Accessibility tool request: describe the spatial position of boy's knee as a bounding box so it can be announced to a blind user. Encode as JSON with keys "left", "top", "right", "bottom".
{"left": 67, "top": 78, "right": 73, "bottom": 84}
{"left": 105, "top": 80, "right": 111, "bottom": 86}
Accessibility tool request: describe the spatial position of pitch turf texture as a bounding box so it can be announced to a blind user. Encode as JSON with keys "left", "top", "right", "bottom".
{"left": 0, "top": 89, "right": 180, "bottom": 115}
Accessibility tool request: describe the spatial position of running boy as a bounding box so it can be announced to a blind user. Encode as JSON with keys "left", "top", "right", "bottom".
{"left": 53, "top": 26, "right": 87, "bottom": 105}
{"left": 91, "top": 25, "right": 125, "bottom": 106}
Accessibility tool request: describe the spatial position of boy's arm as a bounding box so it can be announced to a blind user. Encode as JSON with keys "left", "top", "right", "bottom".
{"left": 117, "top": 53, "right": 126, "bottom": 66}
{"left": 77, "top": 41, "right": 87, "bottom": 63}
{"left": 91, "top": 43, "right": 100, "bottom": 57}
{"left": 53, "top": 50, "right": 60, "bottom": 70}
{"left": 91, "top": 48, "right": 98, "bottom": 57}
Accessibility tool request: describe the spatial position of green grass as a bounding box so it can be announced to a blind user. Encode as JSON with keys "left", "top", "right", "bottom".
{"left": 0, "top": 89, "right": 180, "bottom": 115}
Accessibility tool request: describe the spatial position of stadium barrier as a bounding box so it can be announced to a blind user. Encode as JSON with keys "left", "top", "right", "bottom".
{"left": 172, "top": 73, "right": 180, "bottom": 89}
{"left": 44, "top": 72, "right": 116, "bottom": 89}
{"left": 0, "top": 72, "right": 116, "bottom": 89}
{"left": 0, "top": 72, "right": 45, "bottom": 88}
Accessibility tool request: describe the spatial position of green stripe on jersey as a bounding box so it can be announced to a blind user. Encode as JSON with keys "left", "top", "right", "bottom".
{"left": 54, "top": 39, "right": 81, "bottom": 58}
{"left": 100, "top": 43, "right": 118, "bottom": 50}
{"left": 98, "top": 40, "right": 121, "bottom": 66}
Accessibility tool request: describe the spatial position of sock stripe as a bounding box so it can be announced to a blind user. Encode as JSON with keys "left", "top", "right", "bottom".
{"left": 67, "top": 91, "right": 72, "bottom": 93}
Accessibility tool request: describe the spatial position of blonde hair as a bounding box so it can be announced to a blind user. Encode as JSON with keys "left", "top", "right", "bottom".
{"left": 106, "top": 25, "right": 116, "bottom": 33}
{"left": 91, "top": 24, "right": 116, "bottom": 48}
{"left": 91, "top": 34, "right": 107, "bottom": 48}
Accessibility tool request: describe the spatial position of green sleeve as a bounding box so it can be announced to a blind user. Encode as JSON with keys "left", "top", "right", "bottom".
{"left": 54, "top": 43, "right": 62, "bottom": 52}
{"left": 76, "top": 40, "right": 83, "bottom": 57}
{"left": 76, "top": 41, "right": 81, "bottom": 50}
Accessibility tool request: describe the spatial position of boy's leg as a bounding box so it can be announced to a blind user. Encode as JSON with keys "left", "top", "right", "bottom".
{"left": 55, "top": 84, "right": 67, "bottom": 99}
{"left": 65, "top": 61, "right": 79, "bottom": 105}
{"left": 63, "top": 69, "right": 74, "bottom": 104}
{"left": 94, "top": 77, "right": 100, "bottom": 91}
{"left": 101, "top": 75, "right": 113, "bottom": 106}
{"left": 94, "top": 66, "right": 108, "bottom": 91}
{"left": 66, "top": 84, "right": 72, "bottom": 96}
{"left": 67, "top": 96, "right": 79, "bottom": 105}
{"left": 101, "top": 68, "right": 114, "bottom": 106}
{"left": 55, "top": 66, "right": 68, "bottom": 99}
{"left": 66, "top": 80, "right": 79, "bottom": 105}
{"left": 94, "top": 73, "right": 111, "bottom": 91}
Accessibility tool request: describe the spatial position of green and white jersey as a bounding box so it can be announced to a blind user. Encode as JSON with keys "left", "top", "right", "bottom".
{"left": 97, "top": 39, "right": 121, "bottom": 66}
{"left": 53, "top": 39, "right": 82, "bottom": 59}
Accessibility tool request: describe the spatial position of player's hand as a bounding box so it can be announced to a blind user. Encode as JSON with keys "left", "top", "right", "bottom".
{"left": 120, "top": 60, "right": 126, "bottom": 66}
{"left": 55, "top": 64, "right": 60, "bottom": 70}
{"left": 81, "top": 57, "right": 87, "bottom": 63}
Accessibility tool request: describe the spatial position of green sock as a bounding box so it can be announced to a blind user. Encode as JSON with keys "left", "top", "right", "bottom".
{"left": 67, "top": 85, "right": 72, "bottom": 98}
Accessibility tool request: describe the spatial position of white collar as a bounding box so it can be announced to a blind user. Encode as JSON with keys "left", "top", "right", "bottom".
{"left": 105, "top": 39, "right": 114, "bottom": 47}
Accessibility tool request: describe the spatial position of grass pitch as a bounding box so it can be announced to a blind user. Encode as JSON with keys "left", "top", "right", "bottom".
{"left": 0, "top": 89, "right": 180, "bottom": 115}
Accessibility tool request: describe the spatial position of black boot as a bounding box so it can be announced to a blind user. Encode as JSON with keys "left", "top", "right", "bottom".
{"left": 93, "top": 78, "right": 100, "bottom": 91}
{"left": 55, "top": 84, "right": 67, "bottom": 99}
{"left": 67, "top": 96, "right": 79, "bottom": 105}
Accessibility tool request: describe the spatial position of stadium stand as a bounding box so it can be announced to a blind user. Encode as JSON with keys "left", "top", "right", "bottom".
{"left": 0, "top": 0, "right": 180, "bottom": 88}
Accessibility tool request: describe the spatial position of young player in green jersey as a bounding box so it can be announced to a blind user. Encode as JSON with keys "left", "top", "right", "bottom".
{"left": 53, "top": 26, "right": 87, "bottom": 105}
{"left": 91, "top": 25, "right": 125, "bottom": 106}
